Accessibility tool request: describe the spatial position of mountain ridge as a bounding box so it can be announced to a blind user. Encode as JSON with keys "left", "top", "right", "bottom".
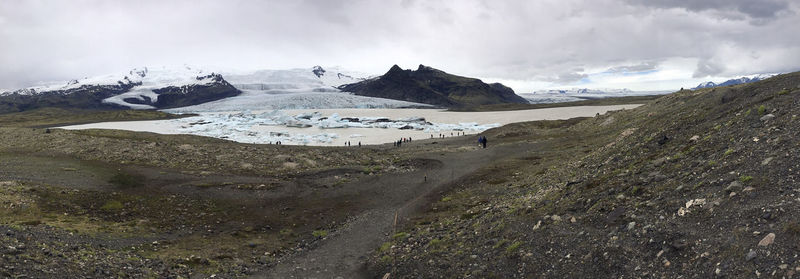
{"left": 693, "top": 74, "right": 777, "bottom": 89}
{"left": 338, "top": 64, "right": 529, "bottom": 108}
{"left": 0, "top": 66, "right": 241, "bottom": 113}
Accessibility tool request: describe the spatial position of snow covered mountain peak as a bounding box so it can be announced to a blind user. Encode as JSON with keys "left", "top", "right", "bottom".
{"left": 4, "top": 65, "right": 220, "bottom": 96}
{"left": 222, "top": 66, "right": 370, "bottom": 91}
{"left": 693, "top": 73, "right": 778, "bottom": 89}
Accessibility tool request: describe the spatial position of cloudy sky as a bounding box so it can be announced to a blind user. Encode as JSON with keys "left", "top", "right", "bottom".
{"left": 1, "top": 0, "right": 799, "bottom": 92}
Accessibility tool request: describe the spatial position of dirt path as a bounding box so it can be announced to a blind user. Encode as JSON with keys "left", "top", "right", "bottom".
{"left": 256, "top": 139, "right": 537, "bottom": 278}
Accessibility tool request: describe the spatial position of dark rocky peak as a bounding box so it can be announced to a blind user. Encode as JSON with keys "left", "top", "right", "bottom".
{"left": 416, "top": 64, "right": 438, "bottom": 72}
{"left": 387, "top": 64, "right": 404, "bottom": 74}
{"left": 312, "top": 66, "right": 325, "bottom": 78}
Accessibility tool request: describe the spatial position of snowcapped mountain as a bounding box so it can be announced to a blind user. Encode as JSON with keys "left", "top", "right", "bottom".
{"left": 0, "top": 66, "right": 240, "bottom": 113}
{"left": 0, "top": 65, "right": 405, "bottom": 113}
{"left": 693, "top": 74, "right": 777, "bottom": 89}
{"left": 222, "top": 66, "right": 369, "bottom": 91}
{"left": 169, "top": 66, "right": 425, "bottom": 112}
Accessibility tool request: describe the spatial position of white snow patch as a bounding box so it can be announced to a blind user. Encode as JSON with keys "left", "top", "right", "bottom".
{"left": 102, "top": 89, "right": 159, "bottom": 109}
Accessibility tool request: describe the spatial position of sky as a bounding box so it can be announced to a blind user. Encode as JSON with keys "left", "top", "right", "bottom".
{"left": 1, "top": 0, "right": 799, "bottom": 93}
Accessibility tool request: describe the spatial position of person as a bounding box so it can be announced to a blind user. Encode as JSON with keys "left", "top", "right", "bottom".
{"left": 358, "top": 141, "right": 361, "bottom": 147}
{"left": 482, "top": 136, "right": 487, "bottom": 148}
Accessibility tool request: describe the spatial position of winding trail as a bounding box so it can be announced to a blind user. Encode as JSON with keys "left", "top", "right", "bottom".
{"left": 256, "top": 139, "right": 537, "bottom": 278}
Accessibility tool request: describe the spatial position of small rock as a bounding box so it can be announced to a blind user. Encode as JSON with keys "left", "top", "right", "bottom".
{"left": 762, "top": 157, "right": 774, "bottom": 166}
{"left": 551, "top": 215, "right": 562, "bottom": 222}
{"left": 689, "top": 135, "right": 700, "bottom": 141}
{"left": 746, "top": 250, "right": 757, "bottom": 261}
{"left": 758, "top": 233, "right": 776, "bottom": 246}
{"left": 570, "top": 217, "right": 576, "bottom": 223}
{"left": 729, "top": 192, "right": 737, "bottom": 198}
{"left": 533, "top": 220, "right": 542, "bottom": 230}
{"left": 779, "top": 264, "right": 788, "bottom": 270}
{"left": 626, "top": 222, "right": 636, "bottom": 231}
{"left": 725, "top": 181, "right": 743, "bottom": 193}
{"left": 760, "top": 114, "right": 775, "bottom": 121}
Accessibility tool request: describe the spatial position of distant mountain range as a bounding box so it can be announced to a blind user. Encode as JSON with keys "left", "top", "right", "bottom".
{"left": 0, "top": 66, "right": 241, "bottom": 113}
{"left": 693, "top": 74, "right": 777, "bottom": 89}
{"left": 0, "top": 66, "right": 376, "bottom": 114}
{"left": 519, "top": 88, "right": 672, "bottom": 104}
{"left": 0, "top": 64, "right": 539, "bottom": 113}
{"left": 338, "top": 65, "right": 528, "bottom": 108}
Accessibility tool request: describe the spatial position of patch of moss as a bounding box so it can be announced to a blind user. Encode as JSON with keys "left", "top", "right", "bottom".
{"left": 392, "top": 232, "right": 410, "bottom": 240}
{"left": 740, "top": 175, "right": 753, "bottom": 183}
{"left": 100, "top": 200, "right": 124, "bottom": 211}
{"left": 758, "top": 105, "right": 767, "bottom": 116}
{"left": 506, "top": 241, "right": 522, "bottom": 253}
{"left": 379, "top": 242, "right": 392, "bottom": 252}
{"left": 312, "top": 230, "right": 328, "bottom": 238}
{"left": 493, "top": 239, "right": 509, "bottom": 249}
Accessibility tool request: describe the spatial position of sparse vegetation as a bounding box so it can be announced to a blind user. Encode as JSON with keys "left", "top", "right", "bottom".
{"left": 312, "top": 230, "right": 329, "bottom": 238}
{"left": 100, "top": 200, "right": 124, "bottom": 211}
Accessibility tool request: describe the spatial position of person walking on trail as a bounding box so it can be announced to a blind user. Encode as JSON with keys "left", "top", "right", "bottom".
{"left": 482, "top": 136, "right": 487, "bottom": 148}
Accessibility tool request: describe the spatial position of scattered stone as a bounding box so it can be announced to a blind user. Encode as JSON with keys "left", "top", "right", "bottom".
{"left": 725, "top": 181, "right": 743, "bottom": 193}
{"left": 689, "top": 135, "right": 700, "bottom": 141}
{"left": 758, "top": 233, "right": 775, "bottom": 246}
{"left": 779, "top": 264, "right": 788, "bottom": 270}
{"left": 760, "top": 114, "right": 775, "bottom": 121}
{"left": 533, "top": 220, "right": 542, "bottom": 230}
{"left": 550, "top": 215, "right": 562, "bottom": 222}
{"left": 570, "top": 217, "right": 576, "bottom": 223}
{"left": 626, "top": 222, "right": 636, "bottom": 231}
{"left": 761, "top": 157, "right": 774, "bottom": 165}
{"left": 746, "top": 250, "right": 757, "bottom": 261}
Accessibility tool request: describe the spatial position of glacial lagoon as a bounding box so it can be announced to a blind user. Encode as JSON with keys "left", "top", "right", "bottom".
{"left": 59, "top": 105, "right": 640, "bottom": 146}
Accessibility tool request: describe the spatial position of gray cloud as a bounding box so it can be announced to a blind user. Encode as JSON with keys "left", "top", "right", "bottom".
{"left": 626, "top": 0, "right": 792, "bottom": 19}
{"left": 607, "top": 62, "right": 659, "bottom": 73}
{"left": 555, "top": 72, "right": 589, "bottom": 83}
{"left": 693, "top": 59, "right": 725, "bottom": 78}
{"left": 1, "top": 0, "right": 799, "bottom": 91}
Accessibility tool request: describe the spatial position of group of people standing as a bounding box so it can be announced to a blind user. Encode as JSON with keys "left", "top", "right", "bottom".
{"left": 394, "top": 137, "right": 412, "bottom": 147}
{"left": 344, "top": 141, "right": 361, "bottom": 147}
{"left": 477, "top": 135, "right": 488, "bottom": 148}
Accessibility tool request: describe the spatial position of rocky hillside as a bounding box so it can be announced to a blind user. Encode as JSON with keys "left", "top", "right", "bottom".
{"left": 369, "top": 72, "right": 800, "bottom": 277}
{"left": 338, "top": 65, "right": 528, "bottom": 108}
{"left": 0, "top": 67, "right": 240, "bottom": 113}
